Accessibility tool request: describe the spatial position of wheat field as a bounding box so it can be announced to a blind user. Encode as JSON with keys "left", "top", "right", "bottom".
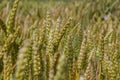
{"left": 0, "top": 0, "right": 120, "bottom": 80}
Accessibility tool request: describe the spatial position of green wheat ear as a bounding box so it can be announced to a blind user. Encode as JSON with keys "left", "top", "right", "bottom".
{"left": 7, "top": 0, "right": 20, "bottom": 36}
{"left": 0, "top": 18, "right": 7, "bottom": 34}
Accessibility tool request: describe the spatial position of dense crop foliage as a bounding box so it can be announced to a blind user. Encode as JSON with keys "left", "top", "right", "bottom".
{"left": 0, "top": 0, "right": 120, "bottom": 80}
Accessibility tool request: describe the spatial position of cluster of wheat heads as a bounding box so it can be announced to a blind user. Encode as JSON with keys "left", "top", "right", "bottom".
{"left": 0, "top": 0, "right": 120, "bottom": 80}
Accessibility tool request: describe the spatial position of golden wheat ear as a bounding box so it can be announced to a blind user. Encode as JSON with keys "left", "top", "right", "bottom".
{"left": 53, "top": 17, "right": 72, "bottom": 52}
{"left": 65, "top": 35, "right": 73, "bottom": 80}
{"left": 7, "top": 0, "right": 20, "bottom": 36}
{"left": 0, "top": 18, "right": 7, "bottom": 34}
{"left": 0, "top": 26, "right": 20, "bottom": 60}
{"left": 54, "top": 54, "right": 67, "bottom": 80}
{"left": 77, "top": 31, "right": 87, "bottom": 75}
{"left": 16, "top": 39, "right": 31, "bottom": 80}
{"left": 49, "top": 52, "right": 60, "bottom": 80}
